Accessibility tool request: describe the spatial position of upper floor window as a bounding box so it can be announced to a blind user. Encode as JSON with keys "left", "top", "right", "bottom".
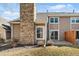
{"left": 49, "top": 17, "right": 59, "bottom": 24}
{"left": 71, "top": 17, "right": 79, "bottom": 24}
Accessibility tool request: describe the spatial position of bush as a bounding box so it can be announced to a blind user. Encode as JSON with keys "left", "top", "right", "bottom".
{"left": 11, "top": 39, "right": 19, "bottom": 48}
{"left": 0, "top": 38, "right": 5, "bottom": 43}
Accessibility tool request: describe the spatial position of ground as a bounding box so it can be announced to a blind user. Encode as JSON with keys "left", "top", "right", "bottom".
{"left": 0, "top": 46, "right": 79, "bottom": 56}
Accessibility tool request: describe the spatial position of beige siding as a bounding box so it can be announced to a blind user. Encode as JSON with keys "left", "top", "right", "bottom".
{"left": 0, "top": 27, "right": 6, "bottom": 40}
{"left": 72, "top": 24, "right": 79, "bottom": 30}
{"left": 13, "top": 24, "right": 20, "bottom": 40}
{"left": 35, "top": 25, "right": 45, "bottom": 40}
{"left": 48, "top": 24, "right": 58, "bottom": 30}
{"left": 59, "top": 17, "right": 70, "bottom": 40}
{"left": 48, "top": 16, "right": 70, "bottom": 40}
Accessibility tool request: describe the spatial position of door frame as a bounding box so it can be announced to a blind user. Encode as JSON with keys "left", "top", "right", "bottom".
{"left": 76, "top": 29, "right": 79, "bottom": 40}
{"left": 49, "top": 30, "right": 59, "bottom": 40}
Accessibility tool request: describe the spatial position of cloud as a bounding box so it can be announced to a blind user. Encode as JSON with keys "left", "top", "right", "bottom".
{"left": 50, "top": 5, "right": 66, "bottom": 10}
{"left": 48, "top": 4, "right": 74, "bottom": 12}
{"left": 3, "top": 11, "right": 19, "bottom": 17}
{"left": 1, "top": 10, "right": 19, "bottom": 20}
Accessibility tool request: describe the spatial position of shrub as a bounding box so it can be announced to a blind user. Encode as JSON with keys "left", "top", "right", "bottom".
{"left": 0, "top": 38, "right": 5, "bottom": 43}
{"left": 11, "top": 39, "right": 19, "bottom": 48}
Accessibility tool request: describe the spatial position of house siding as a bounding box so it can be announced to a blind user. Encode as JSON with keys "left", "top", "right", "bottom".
{"left": 13, "top": 24, "right": 20, "bottom": 40}
{"left": 48, "top": 16, "right": 70, "bottom": 40}
{"left": 48, "top": 24, "right": 58, "bottom": 30}
{"left": 71, "top": 24, "right": 79, "bottom": 30}
{"left": 0, "top": 27, "right": 6, "bottom": 40}
{"left": 59, "top": 17, "right": 70, "bottom": 40}
{"left": 35, "top": 24, "right": 45, "bottom": 45}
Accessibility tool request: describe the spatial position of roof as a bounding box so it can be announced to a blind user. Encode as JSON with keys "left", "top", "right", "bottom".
{"left": 10, "top": 12, "right": 79, "bottom": 24}
{"left": 10, "top": 18, "right": 20, "bottom": 24}
{"left": 2, "top": 24, "right": 11, "bottom": 30}
{"left": 0, "top": 17, "right": 10, "bottom": 30}
{"left": 35, "top": 12, "right": 79, "bottom": 24}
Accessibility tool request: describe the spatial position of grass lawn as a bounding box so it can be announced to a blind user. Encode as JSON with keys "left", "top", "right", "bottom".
{"left": 0, "top": 46, "right": 79, "bottom": 56}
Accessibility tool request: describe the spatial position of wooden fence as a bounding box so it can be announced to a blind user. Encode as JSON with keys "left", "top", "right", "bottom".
{"left": 64, "top": 30, "right": 76, "bottom": 44}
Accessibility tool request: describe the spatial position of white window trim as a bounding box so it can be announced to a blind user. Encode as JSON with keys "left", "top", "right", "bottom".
{"left": 49, "top": 30, "right": 59, "bottom": 40}
{"left": 70, "top": 17, "right": 79, "bottom": 24}
{"left": 35, "top": 26, "right": 44, "bottom": 40}
{"left": 49, "top": 17, "right": 59, "bottom": 24}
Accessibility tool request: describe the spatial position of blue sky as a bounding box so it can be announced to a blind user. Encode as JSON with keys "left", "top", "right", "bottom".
{"left": 0, "top": 3, "right": 19, "bottom": 21}
{"left": 0, "top": 3, "right": 79, "bottom": 21}
{"left": 36, "top": 3, "right": 79, "bottom": 13}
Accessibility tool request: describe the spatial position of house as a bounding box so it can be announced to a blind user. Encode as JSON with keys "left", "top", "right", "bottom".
{"left": 0, "top": 17, "right": 11, "bottom": 42}
{"left": 10, "top": 3, "right": 79, "bottom": 45}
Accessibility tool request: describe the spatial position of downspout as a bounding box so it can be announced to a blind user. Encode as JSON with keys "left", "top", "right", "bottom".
{"left": 44, "top": 10, "right": 48, "bottom": 47}
{"left": 34, "top": 3, "right": 36, "bottom": 44}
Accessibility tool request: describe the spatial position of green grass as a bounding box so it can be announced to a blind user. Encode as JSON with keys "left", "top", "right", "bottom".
{"left": 0, "top": 46, "right": 79, "bottom": 56}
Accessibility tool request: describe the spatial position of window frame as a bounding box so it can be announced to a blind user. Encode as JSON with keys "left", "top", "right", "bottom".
{"left": 36, "top": 26, "right": 44, "bottom": 40}
{"left": 37, "top": 28, "right": 43, "bottom": 38}
{"left": 49, "top": 30, "right": 59, "bottom": 40}
{"left": 49, "top": 17, "right": 59, "bottom": 24}
{"left": 70, "top": 17, "right": 79, "bottom": 24}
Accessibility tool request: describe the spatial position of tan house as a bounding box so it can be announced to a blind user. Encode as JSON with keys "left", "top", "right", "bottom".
{"left": 10, "top": 3, "right": 79, "bottom": 45}
{"left": 0, "top": 17, "right": 11, "bottom": 42}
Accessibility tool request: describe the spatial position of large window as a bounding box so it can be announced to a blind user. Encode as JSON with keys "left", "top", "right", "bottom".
{"left": 71, "top": 17, "right": 79, "bottom": 24}
{"left": 37, "top": 28, "right": 43, "bottom": 38}
{"left": 49, "top": 17, "right": 59, "bottom": 24}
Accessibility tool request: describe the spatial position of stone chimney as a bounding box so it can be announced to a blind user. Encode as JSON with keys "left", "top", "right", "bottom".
{"left": 20, "top": 3, "right": 35, "bottom": 45}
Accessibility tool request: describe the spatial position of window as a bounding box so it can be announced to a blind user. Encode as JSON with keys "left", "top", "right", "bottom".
{"left": 49, "top": 17, "right": 59, "bottom": 24}
{"left": 71, "top": 17, "right": 79, "bottom": 24}
{"left": 50, "top": 31, "right": 58, "bottom": 40}
{"left": 37, "top": 28, "right": 43, "bottom": 38}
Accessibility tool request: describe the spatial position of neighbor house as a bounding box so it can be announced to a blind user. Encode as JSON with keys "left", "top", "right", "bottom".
{"left": 10, "top": 3, "right": 79, "bottom": 45}
{"left": 0, "top": 17, "right": 11, "bottom": 42}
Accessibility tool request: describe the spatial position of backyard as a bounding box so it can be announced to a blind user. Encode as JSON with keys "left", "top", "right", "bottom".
{"left": 0, "top": 46, "right": 79, "bottom": 56}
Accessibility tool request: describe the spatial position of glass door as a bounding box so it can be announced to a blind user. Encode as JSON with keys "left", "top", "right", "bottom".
{"left": 50, "top": 31, "right": 58, "bottom": 40}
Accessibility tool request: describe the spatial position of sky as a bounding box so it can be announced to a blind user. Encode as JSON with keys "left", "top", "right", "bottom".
{"left": 0, "top": 3, "right": 20, "bottom": 21}
{"left": 0, "top": 3, "right": 79, "bottom": 21}
{"left": 36, "top": 3, "right": 79, "bottom": 13}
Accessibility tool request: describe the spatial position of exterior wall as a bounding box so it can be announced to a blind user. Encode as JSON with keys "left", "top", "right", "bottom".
{"left": 0, "top": 27, "right": 6, "bottom": 40}
{"left": 48, "top": 16, "right": 70, "bottom": 41}
{"left": 20, "top": 3, "right": 35, "bottom": 45}
{"left": 71, "top": 24, "right": 79, "bottom": 30}
{"left": 35, "top": 24, "right": 45, "bottom": 45}
{"left": 35, "top": 25, "right": 45, "bottom": 40}
{"left": 48, "top": 24, "right": 58, "bottom": 30}
{"left": 12, "top": 24, "right": 20, "bottom": 40}
{"left": 59, "top": 17, "right": 70, "bottom": 40}
{"left": 6, "top": 30, "right": 11, "bottom": 39}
